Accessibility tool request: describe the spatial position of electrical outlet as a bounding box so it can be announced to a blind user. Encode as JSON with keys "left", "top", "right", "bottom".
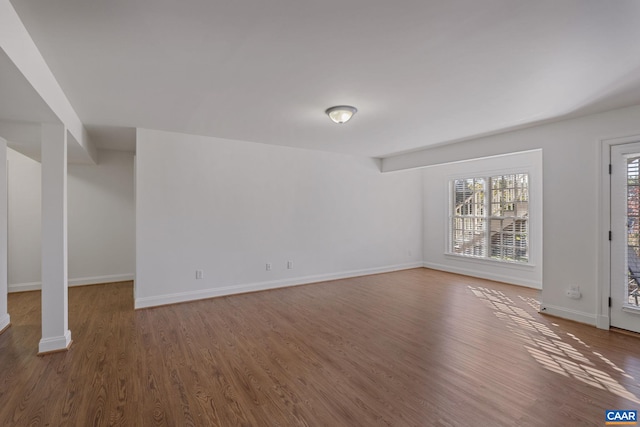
{"left": 566, "top": 288, "right": 581, "bottom": 299}
{"left": 195, "top": 269, "right": 203, "bottom": 279}
{"left": 266, "top": 263, "right": 272, "bottom": 271}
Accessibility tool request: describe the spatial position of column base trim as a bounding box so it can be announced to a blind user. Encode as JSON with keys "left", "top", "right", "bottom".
{"left": 0, "top": 313, "right": 10, "bottom": 334}
{"left": 38, "top": 330, "right": 72, "bottom": 355}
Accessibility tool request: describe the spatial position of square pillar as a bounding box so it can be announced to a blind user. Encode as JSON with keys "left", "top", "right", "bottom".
{"left": 39, "top": 123, "right": 71, "bottom": 353}
{"left": 0, "top": 136, "right": 8, "bottom": 334}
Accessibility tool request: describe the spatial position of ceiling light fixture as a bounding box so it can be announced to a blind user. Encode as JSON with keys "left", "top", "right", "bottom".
{"left": 325, "top": 105, "right": 357, "bottom": 124}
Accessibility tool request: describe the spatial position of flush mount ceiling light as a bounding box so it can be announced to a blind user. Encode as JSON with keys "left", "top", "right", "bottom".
{"left": 325, "top": 105, "right": 357, "bottom": 124}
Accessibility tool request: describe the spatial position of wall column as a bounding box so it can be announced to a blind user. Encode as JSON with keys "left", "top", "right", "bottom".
{"left": 0, "top": 136, "right": 8, "bottom": 334}
{"left": 39, "top": 123, "right": 71, "bottom": 353}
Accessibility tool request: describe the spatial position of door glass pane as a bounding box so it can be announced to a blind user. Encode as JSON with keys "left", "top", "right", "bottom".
{"left": 627, "top": 157, "right": 640, "bottom": 306}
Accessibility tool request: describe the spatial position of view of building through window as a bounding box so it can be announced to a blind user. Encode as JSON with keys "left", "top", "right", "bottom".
{"left": 626, "top": 157, "right": 640, "bottom": 306}
{"left": 451, "top": 174, "right": 529, "bottom": 263}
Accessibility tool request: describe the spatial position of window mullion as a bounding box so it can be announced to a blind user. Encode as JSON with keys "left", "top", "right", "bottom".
{"left": 484, "top": 176, "right": 490, "bottom": 259}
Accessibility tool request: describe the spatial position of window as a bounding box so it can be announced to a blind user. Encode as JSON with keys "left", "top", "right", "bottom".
{"left": 450, "top": 173, "right": 529, "bottom": 263}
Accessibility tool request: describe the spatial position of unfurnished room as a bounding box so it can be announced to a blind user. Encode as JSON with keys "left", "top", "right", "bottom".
{"left": 2, "top": 1, "right": 640, "bottom": 426}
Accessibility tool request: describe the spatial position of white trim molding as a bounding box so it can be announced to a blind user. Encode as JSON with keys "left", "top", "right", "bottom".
{"left": 9, "top": 273, "right": 134, "bottom": 293}
{"left": 423, "top": 261, "right": 541, "bottom": 289}
{"left": 38, "top": 329, "right": 71, "bottom": 354}
{"left": 68, "top": 274, "right": 134, "bottom": 286}
{"left": 135, "top": 262, "right": 424, "bottom": 309}
{"left": 596, "top": 315, "right": 610, "bottom": 330}
{"left": 599, "top": 134, "right": 640, "bottom": 330}
{"left": 8, "top": 281, "right": 41, "bottom": 293}
{"left": 0, "top": 313, "right": 10, "bottom": 332}
{"left": 539, "top": 303, "right": 597, "bottom": 326}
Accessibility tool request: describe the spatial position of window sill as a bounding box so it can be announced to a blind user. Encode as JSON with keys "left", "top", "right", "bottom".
{"left": 444, "top": 253, "right": 537, "bottom": 270}
{"left": 621, "top": 305, "right": 640, "bottom": 315}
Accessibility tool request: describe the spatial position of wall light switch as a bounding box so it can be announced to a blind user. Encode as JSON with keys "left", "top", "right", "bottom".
{"left": 266, "top": 263, "right": 272, "bottom": 271}
{"left": 196, "top": 269, "right": 204, "bottom": 279}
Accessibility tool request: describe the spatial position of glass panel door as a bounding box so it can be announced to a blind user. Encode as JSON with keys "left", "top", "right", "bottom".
{"left": 611, "top": 143, "right": 640, "bottom": 332}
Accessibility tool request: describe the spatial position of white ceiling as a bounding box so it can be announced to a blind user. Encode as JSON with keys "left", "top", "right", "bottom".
{"left": 0, "top": 48, "right": 96, "bottom": 163}
{"left": 0, "top": 48, "right": 57, "bottom": 124}
{"left": 6, "top": 0, "right": 640, "bottom": 158}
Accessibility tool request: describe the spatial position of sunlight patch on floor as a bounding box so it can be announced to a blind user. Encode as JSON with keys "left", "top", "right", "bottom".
{"left": 468, "top": 285, "right": 640, "bottom": 404}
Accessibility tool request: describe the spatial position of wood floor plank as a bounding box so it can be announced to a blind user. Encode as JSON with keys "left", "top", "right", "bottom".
{"left": 1, "top": 269, "right": 640, "bottom": 425}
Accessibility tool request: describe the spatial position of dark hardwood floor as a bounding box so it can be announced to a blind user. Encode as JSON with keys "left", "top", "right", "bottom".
{"left": 1, "top": 268, "right": 639, "bottom": 426}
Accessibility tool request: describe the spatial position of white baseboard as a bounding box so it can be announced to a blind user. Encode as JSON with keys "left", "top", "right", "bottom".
{"left": 135, "top": 262, "right": 424, "bottom": 309}
{"left": 423, "top": 261, "right": 542, "bottom": 289}
{"left": 38, "top": 329, "right": 71, "bottom": 354}
{"left": 539, "top": 303, "right": 597, "bottom": 326}
{"left": 8, "top": 273, "right": 134, "bottom": 293}
{"left": 8, "top": 281, "right": 41, "bottom": 293}
{"left": 0, "top": 313, "right": 10, "bottom": 332}
{"left": 68, "top": 274, "right": 134, "bottom": 287}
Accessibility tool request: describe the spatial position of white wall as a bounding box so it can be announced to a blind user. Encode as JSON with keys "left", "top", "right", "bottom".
{"left": 8, "top": 148, "right": 41, "bottom": 287}
{"left": 67, "top": 149, "right": 135, "bottom": 285}
{"left": 384, "top": 104, "right": 640, "bottom": 327}
{"left": 422, "top": 150, "right": 543, "bottom": 289}
{"left": 135, "top": 128, "right": 423, "bottom": 308}
{"left": 7, "top": 148, "right": 134, "bottom": 291}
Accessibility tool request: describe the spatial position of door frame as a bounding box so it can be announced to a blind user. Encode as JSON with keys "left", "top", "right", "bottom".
{"left": 600, "top": 134, "right": 640, "bottom": 330}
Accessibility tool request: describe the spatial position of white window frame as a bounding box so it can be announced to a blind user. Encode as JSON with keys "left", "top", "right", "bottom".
{"left": 448, "top": 173, "right": 530, "bottom": 264}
